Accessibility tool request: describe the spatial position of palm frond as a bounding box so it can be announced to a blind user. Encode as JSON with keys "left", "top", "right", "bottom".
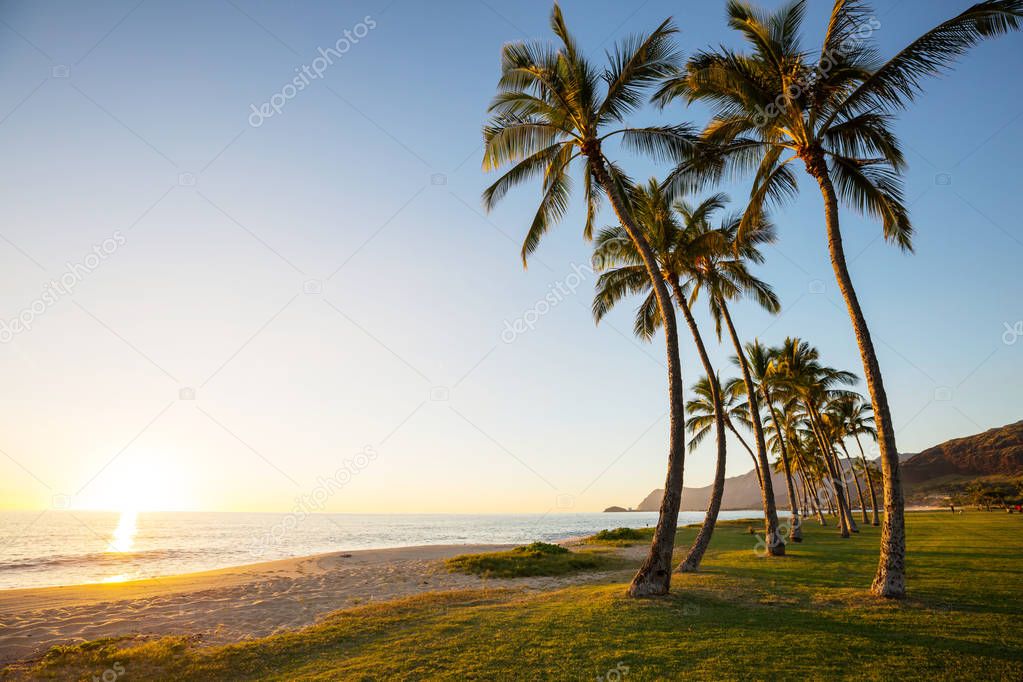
{"left": 833, "top": 0, "right": 1023, "bottom": 119}
{"left": 828, "top": 154, "right": 912, "bottom": 251}
{"left": 599, "top": 19, "right": 681, "bottom": 122}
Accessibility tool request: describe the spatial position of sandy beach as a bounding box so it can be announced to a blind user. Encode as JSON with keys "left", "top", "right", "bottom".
{"left": 0, "top": 541, "right": 628, "bottom": 665}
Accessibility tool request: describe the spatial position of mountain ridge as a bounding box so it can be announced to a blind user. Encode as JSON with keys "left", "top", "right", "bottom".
{"left": 614, "top": 420, "right": 1023, "bottom": 512}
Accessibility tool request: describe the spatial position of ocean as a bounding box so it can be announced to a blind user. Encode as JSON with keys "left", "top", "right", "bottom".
{"left": 0, "top": 509, "right": 767, "bottom": 589}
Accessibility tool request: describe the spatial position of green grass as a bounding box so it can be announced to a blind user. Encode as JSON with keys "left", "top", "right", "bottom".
{"left": 586, "top": 526, "right": 656, "bottom": 546}
{"left": 444, "top": 541, "right": 620, "bottom": 578}
{"left": 5, "top": 512, "right": 1023, "bottom": 681}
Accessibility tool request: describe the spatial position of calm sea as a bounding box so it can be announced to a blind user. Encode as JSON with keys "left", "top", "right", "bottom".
{"left": 0, "top": 509, "right": 766, "bottom": 589}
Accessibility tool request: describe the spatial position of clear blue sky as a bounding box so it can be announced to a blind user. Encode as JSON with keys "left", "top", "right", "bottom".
{"left": 0, "top": 0, "right": 1020, "bottom": 513}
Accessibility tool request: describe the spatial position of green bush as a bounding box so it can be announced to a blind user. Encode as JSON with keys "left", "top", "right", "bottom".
{"left": 586, "top": 527, "right": 655, "bottom": 546}
{"left": 445, "top": 543, "right": 616, "bottom": 578}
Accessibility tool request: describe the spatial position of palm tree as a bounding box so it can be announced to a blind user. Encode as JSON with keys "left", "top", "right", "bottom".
{"left": 774, "top": 337, "right": 858, "bottom": 537}
{"left": 656, "top": 0, "right": 1023, "bottom": 598}
{"left": 688, "top": 210, "right": 786, "bottom": 555}
{"left": 748, "top": 341, "right": 801, "bottom": 541}
{"left": 686, "top": 374, "right": 761, "bottom": 486}
{"left": 822, "top": 406, "right": 868, "bottom": 525}
{"left": 481, "top": 6, "right": 697, "bottom": 596}
{"left": 592, "top": 182, "right": 731, "bottom": 574}
{"left": 841, "top": 395, "right": 881, "bottom": 525}
{"left": 829, "top": 393, "right": 875, "bottom": 525}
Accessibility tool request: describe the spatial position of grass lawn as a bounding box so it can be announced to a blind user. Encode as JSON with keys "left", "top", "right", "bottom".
{"left": 6, "top": 512, "right": 1022, "bottom": 681}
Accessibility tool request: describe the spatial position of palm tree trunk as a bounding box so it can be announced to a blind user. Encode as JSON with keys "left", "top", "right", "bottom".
{"left": 840, "top": 442, "right": 869, "bottom": 524}
{"left": 719, "top": 303, "right": 783, "bottom": 556}
{"left": 593, "top": 157, "right": 685, "bottom": 597}
{"left": 728, "top": 423, "right": 762, "bottom": 488}
{"left": 805, "top": 406, "right": 850, "bottom": 537}
{"left": 669, "top": 280, "right": 727, "bottom": 573}
{"left": 854, "top": 433, "right": 881, "bottom": 526}
{"left": 762, "top": 388, "right": 801, "bottom": 542}
{"left": 810, "top": 161, "right": 905, "bottom": 598}
{"left": 679, "top": 423, "right": 726, "bottom": 573}
{"left": 834, "top": 444, "right": 860, "bottom": 533}
{"left": 804, "top": 475, "right": 826, "bottom": 525}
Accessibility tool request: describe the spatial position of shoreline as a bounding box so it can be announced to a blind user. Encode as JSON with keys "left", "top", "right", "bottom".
{"left": 0, "top": 509, "right": 944, "bottom": 664}
{"left": 0, "top": 541, "right": 629, "bottom": 665}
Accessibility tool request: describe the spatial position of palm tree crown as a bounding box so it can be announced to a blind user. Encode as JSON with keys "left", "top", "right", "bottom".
{"left": 655, "top": 0, "right": 1023, "bottom": 247}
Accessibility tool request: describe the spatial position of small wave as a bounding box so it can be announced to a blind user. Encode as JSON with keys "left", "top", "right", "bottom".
{"left": 0, "top": 548, "right": 184, "bottom": 572}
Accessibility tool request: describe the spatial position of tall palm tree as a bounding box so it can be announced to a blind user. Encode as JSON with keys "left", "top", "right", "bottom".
{"left": 656, "top": 0, "right": 1023, "bottom": 597}
{"left": 481, "top": 6, "right": 697, "bottom": 596}
{"left": 774, "top": 337, "right": 858, "bottom": 536}
{"left": 688, "top": 211, "right": 786, "bottom": 555}
{"left": 592, "top": 182, "right": 731, "bottom": 574}
{"left": 822, "top": 406, "right": 868, "bottom": 525}
{"left": 840, "top": 394, "right": 881, "bottom": 525}
{"left": 749, "top": 341, "right": 802, "bottom": 541}
{"left": 828, "top": 394, "right": 874, "bottom": 524}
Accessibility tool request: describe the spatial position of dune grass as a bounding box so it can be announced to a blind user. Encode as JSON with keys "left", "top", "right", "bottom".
{"left": 444, "top": 541, "right": 620, "bottom": 578}
{"left": 585, "top": 526, "right": 656, "bottom": 546}
{"left": 5, "top": 512, "right": 1023, "bottom": 681}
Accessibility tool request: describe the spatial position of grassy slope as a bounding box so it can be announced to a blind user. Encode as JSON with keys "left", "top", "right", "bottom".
{"left": 7, "top": 512, "right": 1023, "bottom": 681}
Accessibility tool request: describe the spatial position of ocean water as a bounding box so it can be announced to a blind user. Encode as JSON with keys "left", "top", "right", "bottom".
{"left": 0, "top": 509, "right": 767, "bottom": 589}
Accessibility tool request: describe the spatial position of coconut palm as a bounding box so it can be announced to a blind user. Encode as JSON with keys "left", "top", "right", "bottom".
{"left": 656, "top": 0, "right": 1023, "bottom": 597}
{"left": 821, "top": 406, "right": 868, "bottom": 525}
{"left": 839, "top": 394, "right": 881, "bottom": 525}
{"left": 481, "top": 6, "right": 698, "bottom": 596}
{"left": 688, "top": 211, "right": 786, "bottom": 555}
{"left": 748, "top": 340, "right": 802, "bottom": 541}
{"left": 592, "top": 182, "right": 731, "bottom": 573}
{"left": 829, "top": 393, "right": 876, "bottom": 524}
{"left": 686, "top": 374, "right": 761, "bottom": 485}
{"left": 773, "top": 337, "right": 858, "bottom": 536}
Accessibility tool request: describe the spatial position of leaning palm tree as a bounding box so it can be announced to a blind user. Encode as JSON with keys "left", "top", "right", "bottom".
{"left": 592, "top": 182, "right": 731, "bottom": 574}
{"left": 828, "top": 393, "right": 875, "bottom": 525}
{"left": 686, "top": 375, "right": 761, "bottom": 485}
{"left": 839, "top": 394, "right": 881, "bottom": 525}
{"left": 774, "top": 337, "right": 858, "bottom": 536}
{"left": 482, "top": 6, "right": 698, "bottom": 596}
{"left": 656, "top": 0, "right": 1023, "bottom": 597}
{"left": 749, "top": 341, "right": 802, "bottom": 541}
{"left": 821, "top": 405, "right": 868, "bottom": 526}
{"left": 688, "top": 210, "right": 786, "bottom": 555}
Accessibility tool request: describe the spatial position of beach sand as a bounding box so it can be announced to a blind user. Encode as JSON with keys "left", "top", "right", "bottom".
{"left": 0, "top": 541, "right": 629, "bottom": 664}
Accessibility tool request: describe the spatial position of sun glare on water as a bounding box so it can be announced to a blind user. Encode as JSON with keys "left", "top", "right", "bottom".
{"left": 107, "top": 508, "right": 138, "bottom": 553}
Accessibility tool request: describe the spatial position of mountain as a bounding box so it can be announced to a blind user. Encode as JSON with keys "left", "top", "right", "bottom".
{"left": 634, "top": 467, "right": 791, "bottom": 512}
{"left": 900, "top": 420, "right": 1023, "bottom": 483}
{"left": 616, "top": 420, "right": 1023, "bottom": 512}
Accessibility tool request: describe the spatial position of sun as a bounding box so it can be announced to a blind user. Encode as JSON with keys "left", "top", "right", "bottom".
{"left": 75, "top": 448, "right": 195, "bottom": 512}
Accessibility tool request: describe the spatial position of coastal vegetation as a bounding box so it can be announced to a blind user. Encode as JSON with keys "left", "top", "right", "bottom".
{"left": 445, "top": 542, "right": 620, "bottom": 577}
{"left": 587, "top": 527, "right": 655, "bottom": 546}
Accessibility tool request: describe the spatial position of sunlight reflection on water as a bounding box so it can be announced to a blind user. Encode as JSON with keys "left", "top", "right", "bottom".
{"left": 107, "top": 509, "right": 137, "bottom": 553}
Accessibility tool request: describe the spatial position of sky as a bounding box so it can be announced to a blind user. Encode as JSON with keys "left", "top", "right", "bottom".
{"left": 0, "top": 0, "right": 1020, "bottom": 515}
